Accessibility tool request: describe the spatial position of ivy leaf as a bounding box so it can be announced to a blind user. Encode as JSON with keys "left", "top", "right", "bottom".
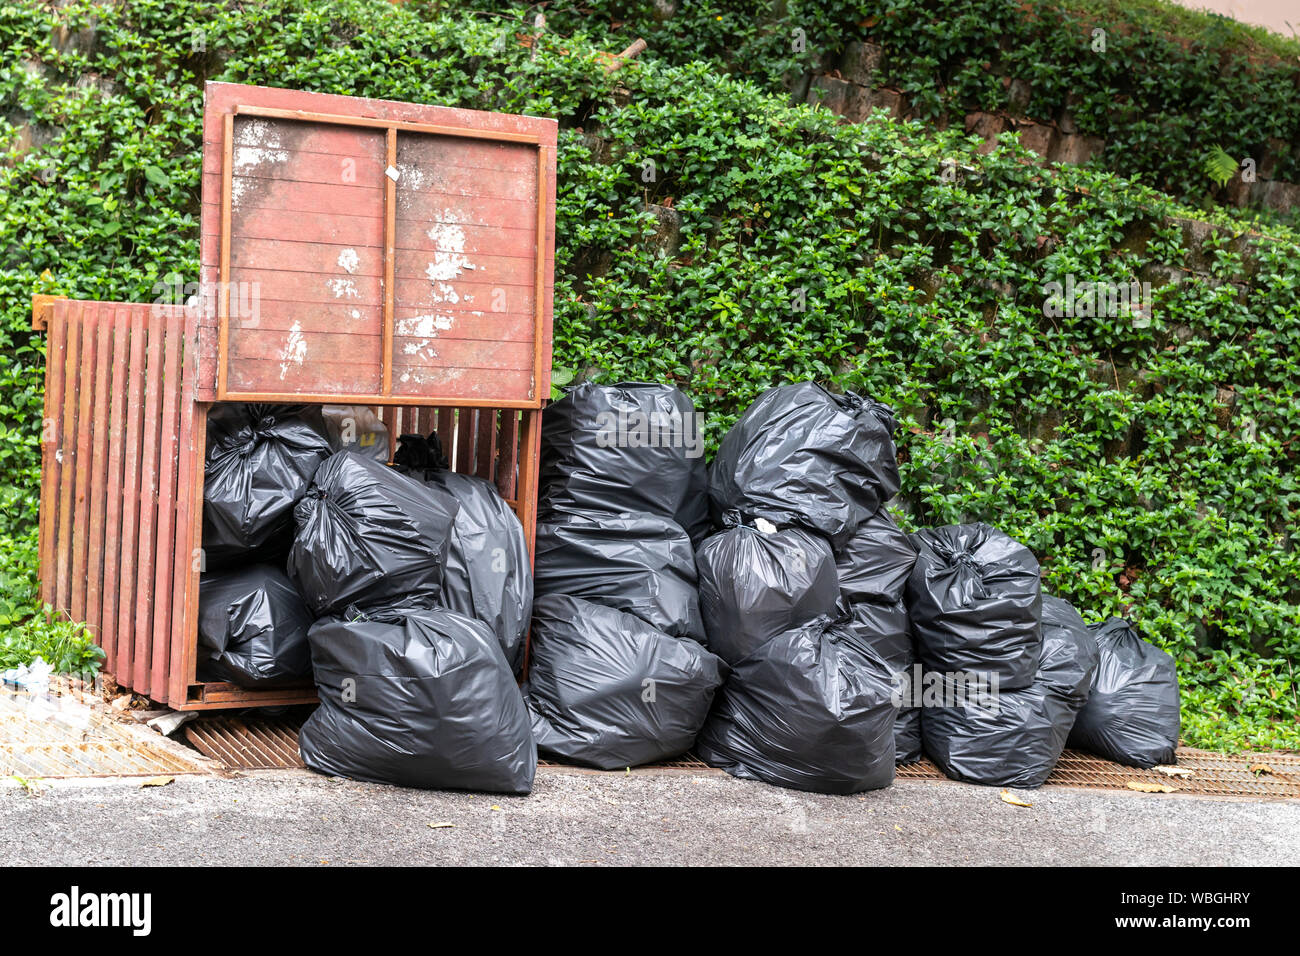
{"left": 143, "top": 165, "right": 170, "bottom": 187}
{"left": 1202, "top": 146, "right": 1238, "bottom": 187}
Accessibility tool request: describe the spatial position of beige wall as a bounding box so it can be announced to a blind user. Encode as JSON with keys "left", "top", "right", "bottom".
{"left": 1168, "top": 0, "right": 1299, "bottom": 38}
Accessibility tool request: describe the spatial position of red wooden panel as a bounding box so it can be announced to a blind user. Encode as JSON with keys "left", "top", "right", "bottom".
{"left": 69, "top": 309, "right": 96, "bottom": 624}
{"left": 116, "top": 307, "right": 146, "bottom": 682}
{"left": 150, "top": 321, "right": 183, "bottom": 696}
{"left": 392, "top": 366, "right": 533, "bottom": 401}
{"left": 455, "top": 407, "right": 477, "bottom": 474}
{"left": 198, "top": 82, "right": 557, "bottom": 407}
{"left": 133, "top": 310, "right": 165, "bottom": 695}
{"left": 476, "top": 407, "right": 497, "bottom": 482}
{"left": 84, "top": 305, "right": 112, "bottom": 641}
{"left": 380, "top": 405, "right": 398, "bottom": 460}
{"left": 53, "top": 304, "right": 83, "bottom": 616}
{"left": 435, "top": 405, "right": 455, "bottom": 457}
{"left": 229, "top": 357, "right": 383, "bottom": 395}
{"left": 99, "top": 307, "right": 129, "bottom": 672}
{"left": 495, "top": 409, "right": 519, "bottom": 501}
{"left": 38, "top": 304, "right": 68, "bottom": 610}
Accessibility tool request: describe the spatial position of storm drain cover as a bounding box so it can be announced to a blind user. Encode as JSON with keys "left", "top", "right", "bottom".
{"left": 185, "top": 715, "right": 306, "bottom": 770}
{"left": 181, "top": 710, "right": 1300, "bottom": 800}
{"left": 0, "top": 693, "right": 212, "bottom": 779}
{"left": 897, "top": 748, "right": 1300, "bottom": 800}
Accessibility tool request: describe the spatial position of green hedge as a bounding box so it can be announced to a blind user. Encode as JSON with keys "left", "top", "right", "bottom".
{"left": 468, "top": 0, "right": 1300, "bottom": 218}
{"left": 1, "top": 0, "right": 1297, "bottom": 749}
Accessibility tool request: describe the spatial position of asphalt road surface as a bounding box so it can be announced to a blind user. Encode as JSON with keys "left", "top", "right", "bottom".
{"left": 3, "top": 766, "right": 1297, "bottom": 866}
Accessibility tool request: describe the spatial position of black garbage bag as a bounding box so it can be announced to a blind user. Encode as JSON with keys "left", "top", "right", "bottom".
{"left": 393, "top": 434, "right": 532, "bottom": 673}
{"left": 843, "top": 597, "right": 911, "bottom": 672}
{"left": 197, "top": 564, "right": 313, "bottom": 687}
{"left": 288, "top": 451, "right": 459, "bottom": 616}
{"left": 540, "top": 382, "right": 711, "bottom": 544}
{"left": 202, "top": 404, "right": 332, "bottom": 566}
{"left": 843, "top": 599, "right": 919, "bottom": 764}
{"left": 321, "top": 405, "right": 391, "bottom": 463}
{"left": 708, "top": 382, "right": 900, "bottom": 546}
{"left": 920, "top": 594, "right": 1098, "bottom": 788}
{"left": 893, "top": 665, "right": 924, "bottom": 764}
{"left": 534, "top": 508, "right": 703, "bottom": 640}
{"left": 299, "top": 601, "right": 536, "bottom": 793}
{"left": 835, "top": 507, "right": 917, "bottom": 605}
{"left": 695, "top": 514, "right": 839, "bottom": 666}
{"left": 1068, "top": 618, "right": 1180, "bottom": 768}
{"left": 523, "top": 594, "right": 726, "bottom": 770}
{"left": 905, "top": 522, "right": 1043, "bottom": 691}
{"left": 695, "top": 614, "right": 897, "bottom": 794}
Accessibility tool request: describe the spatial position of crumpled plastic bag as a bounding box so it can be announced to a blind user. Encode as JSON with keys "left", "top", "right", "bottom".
{"left": 523, "top": 594, "right": 726, "bottom": 770}
{"left": 1068, "top": 617, "right": 1180, "bottom": 768}
{"left": 920, "top": 594, "right": 1099, "bottom": 788}
{"left": 288, "top": 451, "right": 459, "bottom": 616}
{"left": 321, "top": 405, "right": 390, "bottom": 463}
{"left": 299, "top": 601, "right": 536, "bottom": 794}
{"left": 708, "top": 382, "right": 900, "bottom": 546}
{"left": 197, "top": 563, "right": 314, "bottom": 687}
{"left": 695, "top": 514, "right": 839, "bottom": 666}
{"left": 905, "top": 522, "right": 1043, "bottom": 691}
{"left": 834, "top": 507, "right": 917, "bottom": 605}
{"left": 843, "top": 598, "right": 919, "bottom": 764}
{"left": 393, "top": 433, "right": 532, "bottom": 673}
{"left": 695, "top": 613, "right": 897, "bottom": 794}
{"left": 540, "top": 381, "right": 711, "bottom": 544}
{"left": 534, "top": 508, "right": 703, "bottom": 640}
{"left": 202, "top": 403, "right": 332, "bottom": 566}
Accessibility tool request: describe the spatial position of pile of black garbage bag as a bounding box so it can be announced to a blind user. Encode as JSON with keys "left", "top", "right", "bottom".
{"left": 541, "top": 381, "right": 1180, "bottom": 794}
{"left": 525, "top": 383, "right": 726, "bottom": 769}
{"left": 694, "top": 383, "right": 911, "bottom": 792}
{"left": 197, "top": 403, "right": 536, "bottom": 794}
{"left": 196, "top": 382, "right": 1183, "bottom": 798}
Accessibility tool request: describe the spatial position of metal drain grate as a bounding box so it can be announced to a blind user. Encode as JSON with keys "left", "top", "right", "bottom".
{"left": 897, "top": 748, "right": 1300, "bottom": 799}
{"left": 0, "top": 697, "right": 212, "bottom": 779}
{"left": 180, "top": 712, "right": 1299, "bottom": 800}
{"left": 538, "top": 753, "right": 715, "bottom": 773}
{"left": 185, "top": 715, "right": 306, "bottom": 770}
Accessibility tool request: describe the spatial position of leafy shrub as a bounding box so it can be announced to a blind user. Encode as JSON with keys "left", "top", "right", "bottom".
{"left": 0, "top": 1, "right": 1296, "bottom": 749}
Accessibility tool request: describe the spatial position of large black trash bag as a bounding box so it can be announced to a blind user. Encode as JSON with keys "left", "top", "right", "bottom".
{"left": 843, "top": 599, "right": 920, "bottom": 764}
{"left": 708, "top": 382, "right": 900, "bottom": 546}
{"left": 197, "top": 564, "right": 313, "bottom": 687}
{"left": 893, "top": 664, "right": 924, "bottom": 764}
{"left": 695, "top": 513, "right": 839, "bottom": 666}
{"left": 905, "top": 522, "right": 1043, "bottom": 691}
{"left": 695, "top": 614, "right": 897, "bottom": 794}
{"left": 835, "top": 507, "right": 917, "bottom": 605}
{"left": 393, "top": 434, "right": 532, "bottom": 673}
{"left": 288, "top": 451, "right": 459, "bottom": 616}
{"left": 299, "top": 601, "right": 536, "bottom": 793}
{"left": 540, "top": 381, "right": 711, "bottom": 544}
{"left": 523, "top": 594, "right": 726, "bottom": 770}
{"left": 1068, "top": 618, "right": 1180, "bottom": 768}
{"left": 920, "top": 595, "right": 1099, "bottom": 788}
{"left": 844, "top": 597, "right": 912, "bottom": 673}
{"left": 202, "top": 404, "right": 332, "bottom": 566}
{"left": 533, "top": 508, "right": 704, "bottom": 640}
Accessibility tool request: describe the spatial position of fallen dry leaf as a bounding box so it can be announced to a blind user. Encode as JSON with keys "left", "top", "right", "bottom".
{"left": 1127, "top": 780, "right": 1177, "bottom": 793}
{"left": 999, "top": 789, "right": 1033, "bottom": 807}
{"left": 1153, "top": 765, "right": 1192, "bottom": 778}
{"left": 139, "top": 775, "right": 173, "bottom": 788}
{"left": 1249, "top": 763, "right": 1275, "bottom": 776}
{"left": 427, "top": 821, "right": 455, "bottom": 829}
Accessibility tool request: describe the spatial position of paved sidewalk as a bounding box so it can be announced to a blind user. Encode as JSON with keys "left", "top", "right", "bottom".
{"left": 3, "top": 766, "right": 1297, "bottom": 866}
